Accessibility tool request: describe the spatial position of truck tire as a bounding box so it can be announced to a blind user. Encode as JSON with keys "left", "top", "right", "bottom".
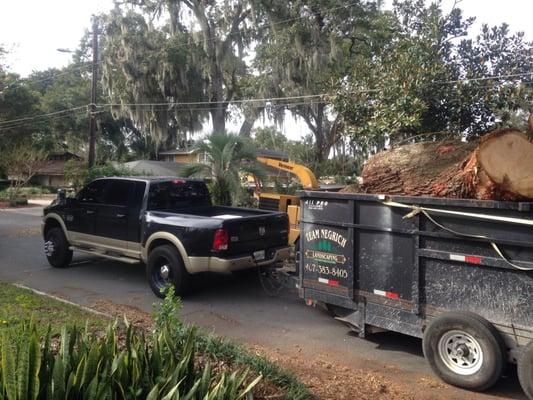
{"left": 44, "top": 227, "right": 73, "bottom": 268}
{"left": 422, "top": 311, "right": 506, "bottom": 391}
{"left": 518, "top": 341, "right": 533, "bottom": 400}
{"left": 147, "top": 245, "right": 190, "bottom": 298}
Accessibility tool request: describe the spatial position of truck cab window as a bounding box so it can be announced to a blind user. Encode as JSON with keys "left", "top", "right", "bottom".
{"left": 131, "top": 182, "right": 147, "bottom": 209}
{"left": 148, "top": 180, "right": 210, "bottom": 211}
{"left": 77, "top": 180, "right": 107, "bottom": 203}
{"left": 103, "top": 180, "right": 133, "bottom": 206}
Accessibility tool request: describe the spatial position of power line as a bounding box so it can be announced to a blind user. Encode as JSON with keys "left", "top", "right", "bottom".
{"left": 97, "top": 94, "right": 326, "bottom": 108}
{"left": 0, "top": 105, "right": 88, "bottom": 128}
{"left": 435, "top": 72, "right": 533, "bottom": 84}
{"left": 0, "top": 99, "right": 328, "bottom": 133}
{"left": 2, "top": 71, "right": 532, "bottom": 131}
{"left": 0, "top": 62, "right": 93, "bottom": 91}
{"left": 0, "top": 108, "right": 88, "bottom": 133}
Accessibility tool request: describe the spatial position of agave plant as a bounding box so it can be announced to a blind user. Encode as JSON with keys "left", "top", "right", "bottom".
{"left": 0, "top": 319, "right": 261, "bottom": 400}
{"left": 182, "top": 132, "right": 266, "bottom": 206}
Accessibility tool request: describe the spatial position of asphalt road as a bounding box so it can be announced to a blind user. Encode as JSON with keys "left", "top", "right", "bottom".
{"left": 0, "top": 206, "right": 526, "bottom": 399}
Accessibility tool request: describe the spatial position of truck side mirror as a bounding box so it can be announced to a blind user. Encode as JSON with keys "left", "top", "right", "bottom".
{"left": 57, "top": 188, "right": 66, "bottom": 205}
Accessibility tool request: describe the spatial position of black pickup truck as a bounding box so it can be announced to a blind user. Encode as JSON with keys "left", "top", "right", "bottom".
{"left": 42, "top": 177, "right": 290, "bottom": 297}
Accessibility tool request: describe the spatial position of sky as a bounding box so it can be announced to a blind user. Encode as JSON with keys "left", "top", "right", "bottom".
{"left": 1, "top": 0, "right": 532, "bottom": 139}
{"left": 1, "top": 0, "right": 532, "bottom": 77}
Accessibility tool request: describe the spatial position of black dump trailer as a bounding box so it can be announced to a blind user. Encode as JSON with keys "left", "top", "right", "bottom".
{"left": 297, "top": 191, "right": 533, "bottom": 398}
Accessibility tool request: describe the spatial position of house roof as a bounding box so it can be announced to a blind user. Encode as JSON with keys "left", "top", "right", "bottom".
{"left": 257, "top": 149, "right": 289, "bottom": 161}
{"left": 158, "top": 147, "right": 289, "bottom": 161}
{"left": 158, "top": 149, "right": 197, "bottom": 156}
{"left": 123, "top": 160, "right": 188, "bottom": 177}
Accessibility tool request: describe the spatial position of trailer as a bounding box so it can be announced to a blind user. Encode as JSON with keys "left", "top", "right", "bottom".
{"left": 297, "top": 191, "right": 533, "bottom": 399}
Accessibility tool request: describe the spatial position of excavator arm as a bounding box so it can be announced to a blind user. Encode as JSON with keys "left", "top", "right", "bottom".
{"left": 256, "top": 156, "right": 319, "bottom": 190}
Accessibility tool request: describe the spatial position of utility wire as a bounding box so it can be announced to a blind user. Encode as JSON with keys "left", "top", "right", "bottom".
{"left": 0, "top": 62, "right": 94, "bottom": 91}
{"left": 2, "top": 72, "right": 532, "bottom": 130}
{"left": 97, "top": 94, "right": 326, "bottom": 108}
{"left": 0, "top": 99, "right": 328, "bottom": 133}
{"left": 0, "top": 108, "right": 88, "bottom": 133}
{"left": 435, "top": 72, "right": 533, "bottom": 84}
{"left": 0, "top": 105, "right": 88, "bottom": 127}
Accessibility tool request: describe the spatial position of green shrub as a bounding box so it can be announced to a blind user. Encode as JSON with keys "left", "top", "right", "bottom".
{"left": 0, "top": 319, "right": 260, "bottom": 400}
{"left": 154, "top": 288, "right": 309, "bottom": 400}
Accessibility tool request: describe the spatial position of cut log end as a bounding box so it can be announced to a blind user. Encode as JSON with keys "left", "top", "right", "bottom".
{"left": 476, "top": 130, "right": 533, "bottom": 199}
{"left": 354, "top": 126, "right": 533, "bottom": 201}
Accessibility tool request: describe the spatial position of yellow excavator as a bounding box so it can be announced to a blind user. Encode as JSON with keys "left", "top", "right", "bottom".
{"left": 254, "top": 156, "right": 319, "bottom": 245}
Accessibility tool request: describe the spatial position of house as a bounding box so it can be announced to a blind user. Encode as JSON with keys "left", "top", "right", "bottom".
{"left": 158, "top": 149, "right": 209, "bottom": 164}
{"left": 122, "top": 160, "right": 187, "bottom": 177}
{"left": 31, "top": 152, "right": 83, "bottom": 187}
{"left": 158, "top": 148, "right": 288, "bottom": 164}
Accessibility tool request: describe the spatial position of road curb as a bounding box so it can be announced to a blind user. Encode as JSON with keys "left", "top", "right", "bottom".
{"left": 13, "top": 283, "right": 114, "bottom": 320}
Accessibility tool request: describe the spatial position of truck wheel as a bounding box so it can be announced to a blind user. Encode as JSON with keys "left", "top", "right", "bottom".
{"left": 518, "top": 341, "right": 533, "bottom": 400}
{"left": 147, "top": 245, "right": 190, "bottom": 298}
{"left": 44, "top": 227, "right": 73, "bottom": 268}
{"left": 422, "top": 311, "right": 506, "bottom": 391}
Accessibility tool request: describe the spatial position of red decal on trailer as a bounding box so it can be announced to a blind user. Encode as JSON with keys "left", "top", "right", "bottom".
{"left": 374, "top": 289, "right": 400, "bottom": 300}
{"left": 318, "top": 277, "right": 340, "bottom": 287}
{"left": 450, "top": 254, "right": 482, "bottom": 264}
{"left": 465, "top": 256, "right": 482, "bottom": 264}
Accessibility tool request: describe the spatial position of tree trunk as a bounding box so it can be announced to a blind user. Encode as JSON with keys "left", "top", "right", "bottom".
{"left": 353, "top": 128, "right": 533, "bottom": 201}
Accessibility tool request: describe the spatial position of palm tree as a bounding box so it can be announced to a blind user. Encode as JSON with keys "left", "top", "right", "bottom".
{"left": 182, "top": 132, "right": 265, "bottom": 205}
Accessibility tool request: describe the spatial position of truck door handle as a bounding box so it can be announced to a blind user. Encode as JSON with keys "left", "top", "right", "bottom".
{"left": 116, "top": 213, "right": 126, "bottom": 218}
{"left": 86, "top": 210, "right": 95, "bottom": 215}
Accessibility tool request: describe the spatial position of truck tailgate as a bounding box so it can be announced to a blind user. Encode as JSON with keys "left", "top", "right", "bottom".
{"left": 224, "top": 213, "right": 288, "bottom": 255}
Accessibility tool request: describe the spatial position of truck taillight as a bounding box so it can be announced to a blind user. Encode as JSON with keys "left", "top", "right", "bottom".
{"left": 212, "top": 228, "right": 229, "bottom": 251}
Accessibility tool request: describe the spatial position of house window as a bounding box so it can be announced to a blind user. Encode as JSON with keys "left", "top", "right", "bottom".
{"left": 198, "top": 152, "right": 209, "bottom": 164}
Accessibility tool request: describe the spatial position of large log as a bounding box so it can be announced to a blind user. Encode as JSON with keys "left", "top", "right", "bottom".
{"left": 356, "top": 125, "right": 533, "bottom": 201}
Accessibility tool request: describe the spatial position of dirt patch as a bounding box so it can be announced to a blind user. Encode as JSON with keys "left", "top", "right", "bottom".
{"left": 249, "top": 345, "right": 417, "bottom": 400}
{"left": 89, "top": 300, "right": 155, "bottom": 331}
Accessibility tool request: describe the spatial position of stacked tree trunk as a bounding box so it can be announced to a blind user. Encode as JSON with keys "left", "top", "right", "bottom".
{"left": 347, "top": 118, "right": 533, "bottom": 201}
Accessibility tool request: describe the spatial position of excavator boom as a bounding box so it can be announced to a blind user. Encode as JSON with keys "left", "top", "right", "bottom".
{"left": 256, "top": 156, "right": 319, "bottom": 190}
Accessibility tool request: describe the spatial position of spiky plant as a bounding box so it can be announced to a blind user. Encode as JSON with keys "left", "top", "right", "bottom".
{"left": 182, "top": 132, "right": 265, "bottom": 206}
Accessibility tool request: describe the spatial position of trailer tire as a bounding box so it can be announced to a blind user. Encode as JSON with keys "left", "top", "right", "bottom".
{"left": 518, "top": 341, "right": 533, "bottom": 400}
{"left": 147, "top": 245, "right": 190, "bottom": 298}
{"left": 423, "top": 311, "right": 506, "bottom": 392}
{"left": 293, "top": 238, "right": 300, "bottom": 275}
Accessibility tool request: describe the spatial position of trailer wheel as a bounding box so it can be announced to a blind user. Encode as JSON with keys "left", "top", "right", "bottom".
{"left": 518, "top": 341, "right": 533, "bottom": 400}
{"left": 423, "top": 311, "right": 506, "bottom": 391}
{"left": 294, "top": 238, "right": 300, "bottom": 275}
{"left": 147, "top": 245, "right": 190, "bottom": 298}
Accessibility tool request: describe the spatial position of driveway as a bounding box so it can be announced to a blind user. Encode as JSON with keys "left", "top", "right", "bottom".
{"left": 0, "top": 206, "right": 526, "bottom": 399}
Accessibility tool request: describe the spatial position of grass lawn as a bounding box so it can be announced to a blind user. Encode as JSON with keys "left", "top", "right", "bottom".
{"left": 0, "top": 282, "right": 107, "bottom": 335}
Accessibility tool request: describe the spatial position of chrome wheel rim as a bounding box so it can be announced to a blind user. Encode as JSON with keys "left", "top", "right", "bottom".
{"left": 152, "top": 257, "right": 172, "bottom": 290}
{"left": 160, "top": 264, "right": 170, "bottom": 280}
{"left": 44, "top": 240, "right": 56, "bottom": 257}
{"left": 438, "top": 330, "right": 483, "bottom": 375}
